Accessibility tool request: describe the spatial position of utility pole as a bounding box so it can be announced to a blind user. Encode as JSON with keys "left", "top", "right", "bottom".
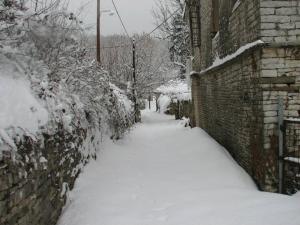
{"left": 96, "top": 0, "right": 101, "bottom": 64}
{"left": 132, "top": 39, "right": 139, "bottom": 122}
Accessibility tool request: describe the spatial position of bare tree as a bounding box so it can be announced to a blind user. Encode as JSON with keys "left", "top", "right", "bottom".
{"left": 99, "top": 34, "right": 176, "bottom": 99}
{"left": 152, "top": 0, "right": 190, "bottom": 76}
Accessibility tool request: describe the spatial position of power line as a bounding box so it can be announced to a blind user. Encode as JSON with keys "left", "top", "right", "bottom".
{"left": 88, "top": 44, "right": 131, "bottom": 50}
{"left": 94, "top": 6, "right": 181, "bottom": 50}
{"left": 135, "top": 7, "right": 181, "bottom": 44}
{"left": 111, "top": 0, "right": 131, "bottom": 39}
{"left": 101, "top": 44, "right": 130, "bottom": 49}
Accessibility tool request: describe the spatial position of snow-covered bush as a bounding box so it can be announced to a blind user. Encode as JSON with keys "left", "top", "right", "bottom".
{"left": 0, "top": 1, "right": 134, "bottom": 159}
{"left": 157, "top": 95, "right": 172, "bottom": 113}
{"left": 155, "top": 79, "right": 192, "bottom": 120}
{"left": 156, "top": 79, "right": 191, "bottom": 101}
{"left": 155, "top": 79, "right": 191, "bottom": 112}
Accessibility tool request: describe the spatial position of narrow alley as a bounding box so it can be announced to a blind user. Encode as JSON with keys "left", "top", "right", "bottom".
{"left": 58, "top": 107, "right": 300, "bottom": 225}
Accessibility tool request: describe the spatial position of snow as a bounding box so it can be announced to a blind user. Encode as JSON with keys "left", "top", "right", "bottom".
{"left": 39, "top": 156, "right": 48, "bottom": 163}
{"left": 157, "top": 95, "right": 171, "bottom": 113}
{"left": 285, "top": 117, "right": 300, "bottom": 122}
{"left": 58, "top": 107, "right": 300, "bottom": 225}
{"left": 285, "top": 157, "right": 300, "bottom": 164}
{"left": 0, "top": 4, "right": 135, "bottom": 160}
{"left": 0, "top": 75, "right": 48, "bottom": 133}
{"left": 232, "top": 0, "right": 241, "bottom": 12}
{"left": 110, "top": 83, "right": 133, "bottom": 113}
{"left": 199, "top": 40, "right": 265, "bottom": 75}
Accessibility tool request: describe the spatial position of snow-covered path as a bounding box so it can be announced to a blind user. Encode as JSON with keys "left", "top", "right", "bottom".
{"left": 58, "top": 109, "right": 300, "bottom": 225}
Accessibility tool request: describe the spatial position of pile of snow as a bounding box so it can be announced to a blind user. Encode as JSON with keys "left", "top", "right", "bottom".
{"left": 155, "top": 79, "right": 191, "bottom": 101}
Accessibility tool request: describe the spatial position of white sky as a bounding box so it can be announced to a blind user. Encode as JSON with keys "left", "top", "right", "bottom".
{"left": 68, "top": 0, "right": 158, "bottom": 35}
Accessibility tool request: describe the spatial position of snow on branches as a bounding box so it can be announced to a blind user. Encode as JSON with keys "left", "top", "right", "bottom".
{"left": 0, "top": 0, "right": 134, "bottom": 158}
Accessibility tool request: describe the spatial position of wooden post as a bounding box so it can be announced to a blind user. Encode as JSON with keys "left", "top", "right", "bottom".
{"left": 97, "top": 0, "right": 101, "bottom": 64}
{"left": 148, "top": 94, "right": 151, "bottom": 110}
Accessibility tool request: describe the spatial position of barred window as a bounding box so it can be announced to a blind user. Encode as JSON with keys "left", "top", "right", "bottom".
{"left": 189, "top": 2, "right": 201, "bottom": 47}
{"left": 211, "top": 0, "right": 219, "bottom": 35}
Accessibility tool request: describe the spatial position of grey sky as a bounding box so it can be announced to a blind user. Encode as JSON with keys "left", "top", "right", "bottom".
{"left": 69, "top": 0, "right": 158, "bottom": 35}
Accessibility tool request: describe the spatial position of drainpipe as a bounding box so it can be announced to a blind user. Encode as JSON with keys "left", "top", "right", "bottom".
{"left": 278, "top": 97, "right": 284, "bottom": 193}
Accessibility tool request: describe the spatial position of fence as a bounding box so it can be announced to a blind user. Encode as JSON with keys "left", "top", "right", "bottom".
{"left": 282, "top": 119, "right": 300, "bottom": 194}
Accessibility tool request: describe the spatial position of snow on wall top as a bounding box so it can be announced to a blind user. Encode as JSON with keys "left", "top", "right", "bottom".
{"left": 0, "top": 57, "right": 48, "bottom": 133}
{"left": 155, "top": 79, "right": 191, "bottom": 101}
{"left": 197, "top": 40, "right": 264, "bottom": 75}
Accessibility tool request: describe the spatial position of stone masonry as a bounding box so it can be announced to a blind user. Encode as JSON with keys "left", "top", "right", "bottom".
{"left": 0, "top": 127, "right": 90, "bottom": 225}
{"left": 185, "top": 0, "right": 300, "bottom": 192}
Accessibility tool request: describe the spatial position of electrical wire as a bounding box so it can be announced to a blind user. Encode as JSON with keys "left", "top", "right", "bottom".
{"left": 111, "top": 0, "right": 131, "bottom": 39}
{"left": 135, "top": 7, "right": 181, "bottom": 44}
{"left": 93, "top": 5, "right": 182, "bottom": 50}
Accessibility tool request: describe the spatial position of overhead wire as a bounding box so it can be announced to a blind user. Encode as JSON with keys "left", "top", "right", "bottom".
{"left": 135, "top": 7, "right": 181, "bottom": 44}
{"left": 111, "top": 0, "right": 131, "bottom": 39}
{"left": 97, "top": 3, "right": 182, "bottom": 50}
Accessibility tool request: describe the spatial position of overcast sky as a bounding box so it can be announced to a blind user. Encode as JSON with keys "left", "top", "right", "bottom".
{"left": 68, "top": 0, "right": 158, "bottom": 35}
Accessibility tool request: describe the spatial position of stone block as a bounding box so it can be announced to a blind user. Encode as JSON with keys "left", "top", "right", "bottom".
{"left": 261, "top": 15, "right": 291, "bottom": 23}
{"left": 261, "top": 8, "right": 275, "bottom": 15}
{"left": 278, "top": 22, "right": 296, "bottom": 30}
{"left": 261, "top": 70, "right": 277, "bottom": 78}
{"left": 260, "top": 23, "right": 276, "bottom": 30}
{"left": 260, "top": 1, "right": 298, "bottom": 8}
{"left": 276, "top": 8, "right": 298, "bottom": 16}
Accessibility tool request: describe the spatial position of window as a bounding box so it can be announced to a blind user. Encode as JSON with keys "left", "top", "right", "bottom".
{"left": 211, "top": 0, "right": 219, "bottom": 36}
{"left": 189, "top": 2, "right": 201, "bottom": 48}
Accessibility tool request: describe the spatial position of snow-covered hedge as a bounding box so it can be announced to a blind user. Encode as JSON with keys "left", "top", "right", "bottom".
{"left": 0, "top": 2, "right": 134, "bottom": 158}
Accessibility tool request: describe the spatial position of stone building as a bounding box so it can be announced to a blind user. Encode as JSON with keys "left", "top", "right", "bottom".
{"left": 184, "top": 0, "right": 300, "bottom": 192}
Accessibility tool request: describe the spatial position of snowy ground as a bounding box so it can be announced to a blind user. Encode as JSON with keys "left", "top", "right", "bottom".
{"left": 58, "top": 106, "right": 300, "bottom": 225}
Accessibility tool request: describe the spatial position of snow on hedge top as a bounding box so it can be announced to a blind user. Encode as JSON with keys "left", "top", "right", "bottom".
{"left": 155, "top": 79, "right": 191, "bottom": 101}
{"left": 0, "top": 58, "right": 48, "bottom": 133}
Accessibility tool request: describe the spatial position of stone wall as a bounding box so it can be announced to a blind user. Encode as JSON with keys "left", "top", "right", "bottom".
{"left": 199, "top": 0, "right": 213, "bottom": 68}
{"left": 187, "top": 0, "right": 261, "bottom": 69}
{"left": 0, "top": 127, "right": 94, "bottom": 225}
{"left": 261, "top": 45, "right": 300, "bottom": 190}
{"left": 191, "top": 44, "right": 300, "bottom": 192}
{"left": 186, "top": 0, "right": 300, "bottom": 192}
{"left": 218, "top": 0, "right": 261, "bottom": 58}
{"left": 260, "top": 0, "right": 300, "bottom": 43}
{"left": 191, "top": 46, "right": 266, "bottom": 189}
